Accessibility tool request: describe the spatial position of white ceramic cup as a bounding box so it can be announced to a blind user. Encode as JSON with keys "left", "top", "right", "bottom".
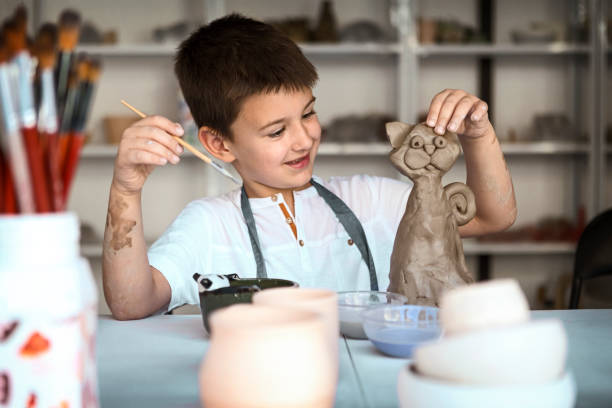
{"left": 253, "top": 288, "right": 338, "bottom": 349}
{"left": 200, "top": 304, "right": 335, "bottom": 408}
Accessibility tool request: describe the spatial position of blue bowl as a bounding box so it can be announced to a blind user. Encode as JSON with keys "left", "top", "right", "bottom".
{"left": 361, "top": 305, "right": 441, "bottom": 358}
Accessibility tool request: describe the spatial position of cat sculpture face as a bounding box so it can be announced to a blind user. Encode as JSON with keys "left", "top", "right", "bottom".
{"left": 387, "top": 122, "right": 461, "bottom": 180}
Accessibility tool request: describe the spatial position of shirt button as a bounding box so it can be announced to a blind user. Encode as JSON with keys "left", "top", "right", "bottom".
{"left": 348, "top": 239, "right": 354, "bottom": 246}
{"left": 299, "top": 240, "right": 304, "bottom": 246}
{"left": 271, "top": 195, "right": 278, "bottom": 202}
{"left": 286, "top": 218, "right": 293, "bottom": 224}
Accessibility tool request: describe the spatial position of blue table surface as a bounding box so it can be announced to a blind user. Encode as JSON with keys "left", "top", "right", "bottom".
{"left": 97, "top": 309, "right": 612, "bottom": 408}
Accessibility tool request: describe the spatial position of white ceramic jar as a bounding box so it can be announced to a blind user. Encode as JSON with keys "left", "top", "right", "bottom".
{"left": 0, "top": 213, "right": 98, "bottom": 407}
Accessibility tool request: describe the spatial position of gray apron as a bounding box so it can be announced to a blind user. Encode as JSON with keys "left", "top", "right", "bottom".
{"left": 240, "top": 179, "right": 379, "bottom": 291}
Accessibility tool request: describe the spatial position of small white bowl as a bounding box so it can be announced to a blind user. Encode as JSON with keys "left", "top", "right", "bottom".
{"left": 361, "top": 305, "right": 440, "bottom": 358}
{"left": 439, "top": 279, "right": 529, "bottom": 336}
{"left": 337, "top": 291, "right": 407, "bottom": 339}
{"left": 414, "top": 319, "right": 567, "bottom": 385}
{"left": 398, "top": 363, "right": 576, "bottom": 408}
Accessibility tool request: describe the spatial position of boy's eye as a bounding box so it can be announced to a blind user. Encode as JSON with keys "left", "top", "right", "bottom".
{"left": 270, "top": 127, "right": 285, "bottom": 138}
{"left": 303, "top": 110, "right": 316, "bottom": 119}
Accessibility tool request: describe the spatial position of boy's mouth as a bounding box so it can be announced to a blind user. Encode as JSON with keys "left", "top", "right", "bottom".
{"left": 284, "top": 154, "right": 310, "bottom": 169}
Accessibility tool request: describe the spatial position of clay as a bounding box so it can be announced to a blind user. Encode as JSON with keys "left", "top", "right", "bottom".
{"left": 107, "top": 196, "right": 136, "bottom": 252}
{"left": 386, "top": 122, "right": 476, "bottom": 306}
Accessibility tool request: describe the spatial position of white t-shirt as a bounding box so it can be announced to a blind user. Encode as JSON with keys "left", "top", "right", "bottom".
{"left": 148, "top": 174, "right": 412, "bottom": 311}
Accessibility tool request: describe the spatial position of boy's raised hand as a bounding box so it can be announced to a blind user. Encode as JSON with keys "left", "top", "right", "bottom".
{"left": 425, "top": 89, "right": 492, "bottom": 139}
{"left": 112, "top": 115, "right": 185, "bottom": 195}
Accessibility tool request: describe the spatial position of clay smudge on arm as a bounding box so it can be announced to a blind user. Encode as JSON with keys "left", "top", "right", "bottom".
{"left": 107, "top": 196, "right": 137, "bottom": 252}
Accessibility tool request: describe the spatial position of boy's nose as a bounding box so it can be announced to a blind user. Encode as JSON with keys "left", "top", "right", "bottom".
{"left": 425, "top": 145, "right": 436, "bottom": 155}
{"left": 293, "top": 124, "right": 315, "bottom": 150}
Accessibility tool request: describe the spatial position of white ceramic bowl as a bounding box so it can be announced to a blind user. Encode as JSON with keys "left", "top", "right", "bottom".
{"left": 414, "top": 319, "right": 567, "bottom": 385}
{"left": 439, "top": 279, "right": 529, "bottom": 336}
{"left": 398, "top": 363, "right": 576, "bottom": 408}
{"left": 361, "top": 305, "right": 440, "bottom": 358}
{"left": 337, "top": 291, "right": 407, "bottom": 339}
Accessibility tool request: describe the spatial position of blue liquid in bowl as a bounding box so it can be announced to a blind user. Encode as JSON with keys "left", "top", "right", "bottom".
{"left": 369, "top": 327, "right": 440, "bottom": 358}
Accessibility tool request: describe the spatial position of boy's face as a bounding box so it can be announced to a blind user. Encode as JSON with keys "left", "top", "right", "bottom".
{"left": 227, "top": 87, "right": 321, "bottom": 197}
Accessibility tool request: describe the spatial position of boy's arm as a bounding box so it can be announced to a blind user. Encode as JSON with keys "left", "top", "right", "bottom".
{"left": 102, "top": 115, "right": 184, "bottom": 320}
{"left": 426, "top": 89, "right": 517, "bottom": 237}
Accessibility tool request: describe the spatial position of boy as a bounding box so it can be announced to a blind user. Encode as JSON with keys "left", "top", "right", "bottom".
{"left": 102, "top": 14, "right": 516, "bottom": 320}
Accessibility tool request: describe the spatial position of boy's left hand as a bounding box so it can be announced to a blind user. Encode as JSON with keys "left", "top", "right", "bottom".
{"left": 425, "top": 89, "right": 491, "bottom": 140}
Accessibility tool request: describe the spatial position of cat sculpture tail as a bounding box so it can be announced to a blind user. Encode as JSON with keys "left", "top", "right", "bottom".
{"left": 444, "top": 182, "right": 476, "bottom": 227}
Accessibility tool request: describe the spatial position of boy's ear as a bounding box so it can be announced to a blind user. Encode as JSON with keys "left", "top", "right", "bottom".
{"left": 198, "top": 126, "right": 235, "bottom": 163}
{"left": 386, "top": 121, "right": 415, "bottom": 149}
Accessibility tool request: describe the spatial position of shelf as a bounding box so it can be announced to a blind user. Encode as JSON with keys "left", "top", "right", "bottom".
{"left": 78, "top": 42, "right": 401, "bottom": 57}
{"left": 81, "top": 243, "right": 103, "bottom": 258}
{"left": 81, "top": 144, "right": 119, "bottom": 158}
{"left": 498, "top": 141, "right": 589, "bottom": 154}
{"left": 78, "top": 43, "right": 590, "bottom": 58}
{"left": 300, "top": 42, "right": 401, "bottom": 55}
{"left": 81, "top": 241, "right": 575, "bottom": 258}
{"left": 318, "top": 142, "right": 390, "bottom": 155}
{"left": 77, "top": 44, "right": 180, "bottom": 56}
{"left": 463, "top": 240, "right": 575, "bottom": 255}
{"left": 80, "top": 141, "right": 590, "bottom": 159}
{"left": 417, "top": 43, "right": 590, "bottom": 57}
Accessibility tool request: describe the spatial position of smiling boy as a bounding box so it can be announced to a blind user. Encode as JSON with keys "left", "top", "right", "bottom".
{"left": 102, "top": 14, "right": 516, "bottom": 320}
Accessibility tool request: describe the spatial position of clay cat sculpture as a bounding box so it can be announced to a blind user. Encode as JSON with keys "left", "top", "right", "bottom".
{"left": 387, "top": 122, "right": 476, "bottom": 306}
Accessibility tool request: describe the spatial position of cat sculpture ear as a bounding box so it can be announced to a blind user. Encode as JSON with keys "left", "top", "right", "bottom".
{"left": 386, "top": 122, "right": 416, "bottom": 149}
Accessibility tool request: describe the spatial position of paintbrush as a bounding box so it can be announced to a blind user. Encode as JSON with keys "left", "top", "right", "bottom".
{"left": 57, "top": 63, "right": 78, "bottom": 171}
{"left": 0, "top": 30, "right": 35, "bottom": 213}
{"left": 6, "top": 10, "right": 52, "bottom": 212}
{"left": 35, "top": 22, "right": 64, "bottom": 211}
{"left": 62, "top": 57, "right": 100, "bottom": 201}
{"left": 55, "top": 9, "right": 80, "bottom": 122}
{"left": 120, "top": 100, "right": 241, "bottom": 185}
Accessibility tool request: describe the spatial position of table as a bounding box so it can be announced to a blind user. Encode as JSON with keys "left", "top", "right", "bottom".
{"left": 97, "top": 309, "right": 612, "bottom": 408}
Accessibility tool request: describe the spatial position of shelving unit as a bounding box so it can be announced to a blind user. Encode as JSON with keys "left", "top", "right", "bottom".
{"left": 29, "top": 0, "right": 609, "bottom": 309}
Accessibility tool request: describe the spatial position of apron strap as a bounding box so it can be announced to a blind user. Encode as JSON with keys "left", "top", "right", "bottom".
{"left": 310, "top": 179, "right": 379, "bottom": 291}
{"left": 241, "top": 186, "right": 268, "bottom": 279}
{"left": 240, "top": 180, "right": 379, "bottom": 291}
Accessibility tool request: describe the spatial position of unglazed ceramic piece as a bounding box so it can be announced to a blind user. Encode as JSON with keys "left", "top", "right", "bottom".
{"left": 200, "top": 304, "right": 335, "bottom": 408}
{"left": 439, "top": 279, "right": 530, "bottom": 335}
{"left": 252, "top": 288, "right": 339, "bottom": 370}
{"left": 386, "top": 122, "right": 476, "bottom": 306}
{"left": 397, "top": 364, "right": 577, "bottom": 408}
{"left": 413, "top": 319, "right": 568, "bottom": 385}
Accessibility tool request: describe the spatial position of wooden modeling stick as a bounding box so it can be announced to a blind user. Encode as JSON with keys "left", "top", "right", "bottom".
{"left": 120, "top": 100, "right": 240, "bottom": 185}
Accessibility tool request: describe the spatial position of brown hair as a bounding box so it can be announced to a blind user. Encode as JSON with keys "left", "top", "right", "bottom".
{"left": 174, "top": 14, "right": 318, "bottom": 139}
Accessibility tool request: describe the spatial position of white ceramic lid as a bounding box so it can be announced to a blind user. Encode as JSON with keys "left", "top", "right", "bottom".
{"left": 439, "top": 279, "right": 529, "bottom": 336}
